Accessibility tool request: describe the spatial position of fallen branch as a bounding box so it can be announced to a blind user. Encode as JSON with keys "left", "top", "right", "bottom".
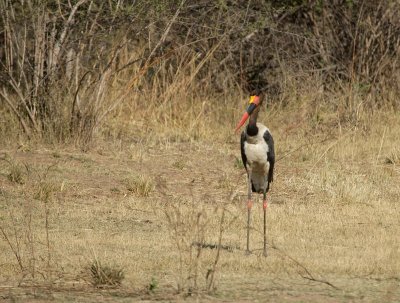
{"left": 271, "top": 243, "right": 339, "bottom": 290}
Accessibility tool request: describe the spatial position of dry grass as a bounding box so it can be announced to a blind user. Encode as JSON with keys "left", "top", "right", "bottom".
{"left": 1, "top": 2, "right": 399, "bottom": 300}
{"left": 0, "top": 94, "right": 400, "bottom": 301}
{"left": 0, "top": 155, "right": 26, "bottom": 185}
{"left": 125, "top": 175, "right": 155, "bottom": 197}
{"left": 88, "top": 259, "right": 124, "bottom": 288}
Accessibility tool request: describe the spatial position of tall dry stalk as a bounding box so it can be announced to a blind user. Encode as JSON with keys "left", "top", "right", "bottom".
{"left": 0, "top": 159, "right": 61, "bottom": 283}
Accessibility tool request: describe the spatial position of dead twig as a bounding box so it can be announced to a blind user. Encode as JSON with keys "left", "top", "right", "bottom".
{"left": 271, "top": 243, "right": 339, "bottom": 290}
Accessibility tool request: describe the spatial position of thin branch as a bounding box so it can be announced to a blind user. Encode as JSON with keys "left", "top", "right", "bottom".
{"left": 145, "top": 0, "right": 186, "bottom": 63}
{"left": 271, "top": 244, "right": 339, "bottom": 290}
{"left": 0, "top": 89, "right": 31, "bottom": 138}
{"left": 206, "top": 207, "right": 225, "bottom": 292}
{"left": 51, "top": 0, "right": 89, "bottom": 70}
{"left": 0, "top": 225, "right": 24, "bottom": 272}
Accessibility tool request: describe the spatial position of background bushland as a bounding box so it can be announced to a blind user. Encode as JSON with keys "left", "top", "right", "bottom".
{"left": 1, "top": 0, "right": 399, "bottom": 146}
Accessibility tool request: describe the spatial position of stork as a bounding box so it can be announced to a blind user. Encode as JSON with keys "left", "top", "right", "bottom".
{"left": 235, "top": 91, "right": 275, "bottom": 256}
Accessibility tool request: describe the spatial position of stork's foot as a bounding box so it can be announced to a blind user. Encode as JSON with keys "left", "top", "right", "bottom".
{"left": 263, "top": 249, "right": 268, "bottom": 257}
{"left": 245, "top": 249, "right": 251, "bottom": 256}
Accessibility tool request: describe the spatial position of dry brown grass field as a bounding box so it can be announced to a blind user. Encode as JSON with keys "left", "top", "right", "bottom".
{"left": 1, "top": 94, "right": 400, "bottom": 302}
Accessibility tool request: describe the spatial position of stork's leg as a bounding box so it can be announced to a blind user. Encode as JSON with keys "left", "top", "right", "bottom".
{"left": 246, "top": 168, "right": 252, "bottom": 255}
{"left": 262, "top": 180, "right": 269, "bottom": 257}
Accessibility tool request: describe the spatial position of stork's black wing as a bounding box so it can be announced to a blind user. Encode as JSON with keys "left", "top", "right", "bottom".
{"left": 240, "top": 130, "right": 248, "bottom": 172}
{"left": 263, "top": 130, "right": 275, "bottom": 184}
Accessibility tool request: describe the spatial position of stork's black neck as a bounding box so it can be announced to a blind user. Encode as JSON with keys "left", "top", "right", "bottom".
{"left": 246, "top": 123, "right": 258, "bottom": 136}
{"left": 246, "top": 104, "right": 260, "bottom": 136}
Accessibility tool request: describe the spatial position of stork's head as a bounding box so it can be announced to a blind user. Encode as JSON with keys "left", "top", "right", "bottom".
{"left": 234, "top": 90, "right": 264, "bottom": 133}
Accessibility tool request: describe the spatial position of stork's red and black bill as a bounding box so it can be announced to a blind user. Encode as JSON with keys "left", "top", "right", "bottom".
{"left": 234, "top": 95, "right": 260, "bottom": 132}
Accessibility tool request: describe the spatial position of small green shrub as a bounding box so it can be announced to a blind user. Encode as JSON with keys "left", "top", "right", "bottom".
{"left": 148, "top": 277, "right": 158, "bottom": 292}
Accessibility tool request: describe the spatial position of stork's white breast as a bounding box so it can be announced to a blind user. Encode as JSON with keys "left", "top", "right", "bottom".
{"left": 244, "top": 123, "right": 270, "bottom": 166}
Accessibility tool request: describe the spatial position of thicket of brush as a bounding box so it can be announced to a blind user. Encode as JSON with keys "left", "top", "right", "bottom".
{"left": 1, "top": 0, "right": 399, "bottom": 147}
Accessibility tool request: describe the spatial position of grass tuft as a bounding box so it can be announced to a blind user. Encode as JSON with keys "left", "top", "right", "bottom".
{"left": 125, "top": 175, "right": 154, "bottom": 197}
{"left": 172, "top": 159, "right": 186, "bottom": 170}
{"left": 384, "top": 148, "right": 400, "bottom": 164}
{"left": 34, "top": 182, "right": 59, "bottom": 202}
{"left": 8, "top": 165, "right": 24, "bottom": 184}
{"left": 6, "top": 161, "right": 25, "bottom": 185}
{"left": 89, "top": 260, "right": 124, "bottom": 288}
{"left": 234, "top": 156, "right": 243, "bottom": 169}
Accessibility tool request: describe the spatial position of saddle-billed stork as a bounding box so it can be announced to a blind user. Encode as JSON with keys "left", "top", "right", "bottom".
{"left": 235, "top": 91, "right": 275, "bottom": 256}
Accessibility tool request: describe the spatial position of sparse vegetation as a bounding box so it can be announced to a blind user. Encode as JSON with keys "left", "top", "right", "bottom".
{"left": 1, "top": 154, "right": 26, "bottom": 184}
{"left": 164, "top": 197, "right": 230, "bottom": 294}
{"left": 148, "top": 277, "right": 158, "bottom": 293}
{"left": 0, "top": 163, "right": 60, "bottom": 283}
{"left": 172, "top": 159, "right": 186, "bottom": 170}
{"left": 217, "top": 172, "right": 233, "bottom": 190}
{"left": 89, "top": 260, "right": 125, "bottom": 288}
{"left": 125, "top": 175, "right": 154, "bottom": 197}
{"left": 234, "top": 157, "right": 244, "bottom": 169}
{"left": 385, "top": 148, "right": 400, "bottom": 165}
{"left": 0, "top": 0, "right": 400, "bottom": 302}
{"left": 34, "top": 182, "right": 59, "bottom": 202}
{"left": 7, "top": 162, "right": 25, "bottom": 185}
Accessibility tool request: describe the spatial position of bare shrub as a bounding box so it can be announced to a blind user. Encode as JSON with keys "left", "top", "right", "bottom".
{"left": 0, "top": 0, "right": 151, "bottom": 145}
{"left": 164, "top": 196, "right": 235, "bottom": 294}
